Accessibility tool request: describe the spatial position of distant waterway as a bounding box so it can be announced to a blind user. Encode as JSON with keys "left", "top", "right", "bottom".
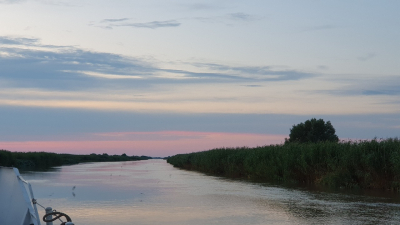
{"left": 21, "top": 159, "right": 400, "bottom": 225}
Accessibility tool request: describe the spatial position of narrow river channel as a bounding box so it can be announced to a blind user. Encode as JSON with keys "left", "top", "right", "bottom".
{"left": 21, "top": 159, "right": 400, "bottom": 225}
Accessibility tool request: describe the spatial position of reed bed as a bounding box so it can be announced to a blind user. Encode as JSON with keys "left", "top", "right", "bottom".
{"left": 167, "top": 138, "right": 400, "bottom": 190}
{"left": 0, "top": 150, "right": 151, "bottom": 170}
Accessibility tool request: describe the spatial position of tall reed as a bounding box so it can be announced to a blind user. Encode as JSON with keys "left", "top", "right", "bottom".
{"left": 167, "top": 138, "right": 400, "bottom": 190}
{"left": 0, "top": 150, "right": 151, "bottom": 170}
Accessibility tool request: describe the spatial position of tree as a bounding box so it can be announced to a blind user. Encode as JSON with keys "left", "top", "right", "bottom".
{"left": 285, "top": 118, "right": 339, "bottom": 143}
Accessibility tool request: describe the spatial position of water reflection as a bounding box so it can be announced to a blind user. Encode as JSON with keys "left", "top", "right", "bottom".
{"left": 21, "top": 160, "right": 400, "bottom": 225}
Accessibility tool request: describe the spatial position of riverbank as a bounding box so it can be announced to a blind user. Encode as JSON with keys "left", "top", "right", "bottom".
{"left": 0, "top": 150, "right": 151, "bottom": 170}
{"left": 167, "top": 138, "right": 400, "bottom": 191}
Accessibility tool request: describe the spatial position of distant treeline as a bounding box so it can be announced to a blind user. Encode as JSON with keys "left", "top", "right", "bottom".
{"left": 167, "top": 138, "right": 400, "bottom": 191}
{"left": 0, "top": 150, "right": 151, "bottom": 170}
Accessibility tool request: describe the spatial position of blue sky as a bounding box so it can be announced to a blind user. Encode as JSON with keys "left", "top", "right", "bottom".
{"left": 0, "top": 0, "right": 399, "bottom": 157}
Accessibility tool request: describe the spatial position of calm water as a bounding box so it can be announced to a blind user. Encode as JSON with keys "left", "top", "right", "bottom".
{"left": 21, "top": 159, "right": 400, "bottom": 225}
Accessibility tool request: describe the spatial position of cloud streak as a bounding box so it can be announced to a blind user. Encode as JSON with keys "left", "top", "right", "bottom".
{"left": 95, "top": 11, "right": 261, "bottom": 30}
{"left": 186, "top": 63, "right": 314, "bottom": 81}
{"left": 312, "top": 76, "right": 400, "bottom": 97}
{"left": 117, "top": 20, "right": 181, "bottom": 29}
{"left": 191, "top": 12, "right": 262, "bottom": 25}
{"left": 0, "top": 35, "right": 314, "bottom": 86}
{"left": 1, "top": 35, "right": 398, "bottom": 115}
{"left": 95, "top": 19, "right": 181, "bottom": 29}
{"left": 228, "top": 12, "right": 260, "bottom": 21}
{"left": 0, "top": 36, "right": 39, "bottom": 45}
{"left": 101, "top": 18, "right": 130, "bottom": 23}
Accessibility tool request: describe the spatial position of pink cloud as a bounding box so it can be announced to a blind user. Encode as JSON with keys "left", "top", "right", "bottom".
{"left": 0, "top": 131, "right": 287, "bottom": 157}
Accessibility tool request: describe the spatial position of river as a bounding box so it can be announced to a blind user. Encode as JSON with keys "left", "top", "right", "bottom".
{"left": 21, "top": 159, "right": 400, "bottom": 225}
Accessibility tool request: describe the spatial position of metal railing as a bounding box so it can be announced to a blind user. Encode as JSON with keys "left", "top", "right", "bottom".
{"left": 17, "top": 169, "right": 75, "bottom": 225}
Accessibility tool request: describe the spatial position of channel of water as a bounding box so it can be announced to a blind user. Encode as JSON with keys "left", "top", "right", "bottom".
{"left": 21, "top": 159, "right": 400, "bottom": 225}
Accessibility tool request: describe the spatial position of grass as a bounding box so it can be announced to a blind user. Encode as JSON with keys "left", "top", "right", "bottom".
{"left": 167, "top": 138, "right": 400, "bottom": 191}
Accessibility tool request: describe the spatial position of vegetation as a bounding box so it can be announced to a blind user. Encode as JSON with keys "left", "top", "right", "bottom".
{"left": 167, "top": 138, "right": 400, "bottom": 191}
{"left": 0, "top": 150, "right": 151, "bottom": 170}
{"left": 286, "top": 118, "right": 339, "bottom": 144}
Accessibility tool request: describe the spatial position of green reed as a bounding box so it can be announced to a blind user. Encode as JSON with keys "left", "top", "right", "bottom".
{"left": 0, "top": 150, "right": 151, "bottom": 170}
{"left": 167, "top": 138, "right": 400, "bottom": 190}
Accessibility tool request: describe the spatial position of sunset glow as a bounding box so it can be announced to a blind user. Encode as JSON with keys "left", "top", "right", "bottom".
{"left": 0, "top": 131, "right": 286, "bottom": 157}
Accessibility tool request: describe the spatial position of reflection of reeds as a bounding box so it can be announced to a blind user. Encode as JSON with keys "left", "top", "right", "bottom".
{"left": 167, "top": 138, "right": 400, "bottom": 191}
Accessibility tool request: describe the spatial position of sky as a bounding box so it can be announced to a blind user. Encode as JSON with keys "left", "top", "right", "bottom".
{"left": 0, "top": 0, "right": 399, "bottom": 157}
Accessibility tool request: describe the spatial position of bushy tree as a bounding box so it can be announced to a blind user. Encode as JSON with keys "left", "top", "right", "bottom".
{"left": 286, "top": 118, "right": 339, "bottom": 143}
